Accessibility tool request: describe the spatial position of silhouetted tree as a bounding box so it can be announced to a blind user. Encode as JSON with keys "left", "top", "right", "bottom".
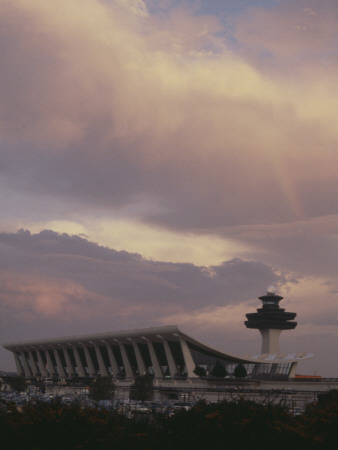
{"left": 210, "top": 361, "right": 227, "bottom": 378}
{"left": 130, "top": 374, "right": 154, "bottom": 401}
{"left": 316, "top": 389, "right": 338, "bottom": 407}
{"left": 89, "top": 376, "right": 115, "bottom": 401}
{"left": 193, "top": 366, "right": 206, "bottom": 377}
{"left": 9, "top": 375, "right": 27, "bottom": 392}
{"left": 234, "top": 363, "right": 247, "bottom": 378}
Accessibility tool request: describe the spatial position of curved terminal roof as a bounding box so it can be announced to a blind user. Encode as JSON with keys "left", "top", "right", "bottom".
{"left": 3, "top": 325, "right": 313, "bottom": 364}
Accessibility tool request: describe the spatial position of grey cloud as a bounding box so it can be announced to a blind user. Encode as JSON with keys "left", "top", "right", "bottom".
{"left": 221, "top": 217, "right": 338, "bottom": 280}
{"left": 0, "top": 230, "right": 281, "bottom": 310}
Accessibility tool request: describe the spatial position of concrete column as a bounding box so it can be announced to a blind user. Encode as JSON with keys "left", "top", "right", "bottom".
{"left": 72, "top": 346, "right": 86, "bottom": 377}
{"left": 163, "top": 341, "right": 177, "bottom": 376}
{"left": 179, "top": 338, "right": 197, "bottom": 378}
{"left": 119, "top": 344, "right": 133, "bottom": 378}
{"left": 53, "top": 349, "right": 66, "bottom": 378}
{"left": 13, "top": 352, "right": 24, "bottom": 375}
{"left": 147, "top": 342, "right": 162, "bottom": 378}
{"left": 20, "top": 352, "right": 32, "bottom": 377}
{"left": 289, "top": 362, "right": 298, "bottom": 378}
{"left": 260, "top": 329, "right": 282, "bottom": 354}
{"left": 36, "top": 350, "right": 47, "bottom": 377}
{"left": 105, "top": 344, "right": 119, "bottom": 376}
{"left": 28, "top": 351, "right": 39, "bottom": 377}
{"left": 132, "top": 342, "right": 146, "bottom": 375}
{"left": 45, "top": 350, "right": 55, "bottom": 376}
{"left": 62, "top": 347, "right": 74, "bottom": 377}
{"left": 83, "top": 346, "right": 96, "bottom": 377}
{"left": 94, "top": 345, "right": 108, "bottom": 377}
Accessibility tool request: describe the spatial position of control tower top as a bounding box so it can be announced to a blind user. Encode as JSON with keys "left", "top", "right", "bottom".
{"left": 244, "top": 289, "right": 297, "bottom": 354}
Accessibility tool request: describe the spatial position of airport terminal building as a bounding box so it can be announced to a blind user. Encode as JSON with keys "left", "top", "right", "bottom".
{"left": 3, "top": 324, "right": 310, "bottom": 382}
{"left": 3, "top": 290, "right": 314, "bottom": 384}
{"left": 7, "top": 291, "right": 338, "bottom": 409}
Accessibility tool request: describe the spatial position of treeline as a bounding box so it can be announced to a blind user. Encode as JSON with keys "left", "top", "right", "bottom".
{"left": 1, "top": 391, "right": 338, "bottom": 449}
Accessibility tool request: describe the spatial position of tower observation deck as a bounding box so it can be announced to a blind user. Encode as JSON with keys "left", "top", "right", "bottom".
{"left": 245, "top": 288, "right": 297, "bottom": 354}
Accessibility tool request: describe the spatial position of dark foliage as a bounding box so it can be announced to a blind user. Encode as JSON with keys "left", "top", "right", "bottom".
{"left": 89, "top": 376, "right": 115, "bottom": 401}
{"left": 316, "top": 389, "right": 338, "bottom": 407}
{"left": 156, "top": 399, "right": 306, "bottom": 450}
{"left": 9, "top": 376, "right": 27, "bottom": 392}
{"left": 130, "top": 374, "right": 154, "bottom": 401}
{"left": 0, "top": 400, "right": 139, "bottom": 450}
{"left": 193, "top": 366, "right": 206, "bottom": 377}
{"left": 234, "top": 363, "right": 248, "bottom": 378}
{"left": 301, "top": 389, "right": 338, "bottom": 448}
{"left": 1, "top": 391, "right": 338, "bottom": 449}
{"left": 210, "top": 361, "right": 227, "bottom": 378}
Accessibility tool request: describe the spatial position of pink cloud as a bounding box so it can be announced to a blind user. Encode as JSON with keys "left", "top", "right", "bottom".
{"left": 0, "top": 271, "right": 109, "bottom": 320}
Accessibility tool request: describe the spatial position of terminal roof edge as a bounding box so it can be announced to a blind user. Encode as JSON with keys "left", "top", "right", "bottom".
{"left": 3, "top": 324, "right": 313, "bottom": 364}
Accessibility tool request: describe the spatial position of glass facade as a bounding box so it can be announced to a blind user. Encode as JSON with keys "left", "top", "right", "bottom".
{"left": 66, "top": 348, "right": 76, "bottom": 374}
{"left": 32, "top": 351, "right": 40, "bottom": 375}
{"left": 152, "top": 342, "right": 168, "bottom": 375}
{"left": 111, "top": 345, "right": 124, "bottom": 376}
{"left": 137, "top": 343, "right": 153, "bottom": 375}
{"left": 168, "top": 341, "right": 185, "bottom": 374}
{"left": 124, "top": 344, "right": 138, "bottom": 375}
{"left": 188, "top": 342, "right": 237, "bottom": 375}
{"left": 99, "top": 346, "right": 111, "bottom": 373}
{"left": 48, "top": 350, "right": 57, "bottom": 375}
{"left": 57, "top": 349, "right": 68, "bottom": 375}
{"left": 87, "top": 347, "right": 99, "bottom": 373}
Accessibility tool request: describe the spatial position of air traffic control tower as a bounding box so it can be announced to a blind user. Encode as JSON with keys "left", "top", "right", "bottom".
{"left": 245, "top": 287, "right": 297, "bottom": 354}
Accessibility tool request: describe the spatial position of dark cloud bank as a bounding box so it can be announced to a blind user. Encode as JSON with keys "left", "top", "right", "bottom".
{"left": 0, "top": 229, "right": 280, "bottom": 308}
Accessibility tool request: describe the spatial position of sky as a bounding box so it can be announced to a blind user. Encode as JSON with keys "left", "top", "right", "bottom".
{"left": 1, "top": 0, "right": 338, "bottom": 377}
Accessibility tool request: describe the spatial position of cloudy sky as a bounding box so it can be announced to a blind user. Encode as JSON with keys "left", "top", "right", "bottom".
{"left": 1, "top": 0, "right": 338, "bottom": 376}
